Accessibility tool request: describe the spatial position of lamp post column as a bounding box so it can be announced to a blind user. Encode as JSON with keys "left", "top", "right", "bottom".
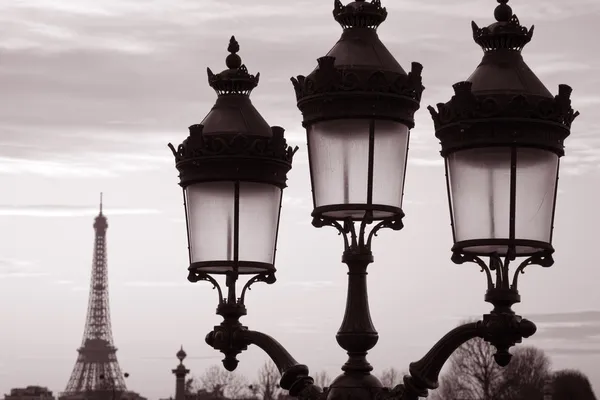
{"left": 337, "top": 249, "right": 377, "bottom": 375}
{"left": 173, "top": 347, "right": 191, "bottom": 400}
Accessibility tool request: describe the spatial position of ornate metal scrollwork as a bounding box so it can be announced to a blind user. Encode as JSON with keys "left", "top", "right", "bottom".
{"left": 511, "top": 252, "right": 554, "bottom": 291}
{"left": 187, "top": 270, "right": 224, "bottom": 304}
{"left": 451, "top": 251, "right": 554, "bottom": 292}
{"left": 169, "top": 129, "right": 298, "bottom": 165}
{"left": 451, "top": 252, "right": 495, "bottom": 290}
{"left": 187, "top": 270, "right": 277, "bottom": 308}
{"left": 311, "top": 213, "right": 403, "bottom": 254}
{"left": 239, "top": 272, "right": 277, "bottom": 305}
{"left": 291, "top": 61, "right": 424, "bottom": 127}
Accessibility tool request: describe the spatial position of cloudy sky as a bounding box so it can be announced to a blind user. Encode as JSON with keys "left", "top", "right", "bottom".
{"left": 1, "top": 0, "right": 599, "bottom": 399}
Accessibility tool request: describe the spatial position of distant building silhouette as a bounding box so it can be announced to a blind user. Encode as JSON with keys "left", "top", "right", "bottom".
{"left": 172, "top": 347, "right": 190, "bottom": 400}
{"left": 4, "top": 386, "right": 55, "bottom": 400}
{"left": 59, "top": 194, "right": 145, "bottom": 400}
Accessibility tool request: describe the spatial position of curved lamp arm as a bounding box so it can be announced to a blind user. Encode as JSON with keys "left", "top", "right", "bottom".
{"left": 388, "top": 311, "right": 537, "bottom": 400}
{"left": 400, "top": 322, "right": 483, "bottom": 399}
{"left": 205, "top": 306, "right": 324, "bottom": 400}
{"left": 242, "top": 330, "right": 323, "bottom": 398}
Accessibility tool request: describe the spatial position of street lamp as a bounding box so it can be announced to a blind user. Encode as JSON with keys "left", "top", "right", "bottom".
{"left": 98, "top": 373, "right": 129, "bottom": 400}
{"left": 169, "top": 1, "right": 578, "bottom": 400}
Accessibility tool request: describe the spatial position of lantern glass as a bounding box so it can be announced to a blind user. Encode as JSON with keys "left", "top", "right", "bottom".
{"left": 184, "top": 181, "right": 282, "bottom": 274}
{"left": 515, "top": 148, "right": 559, "bottom": 243}
{"left": 308, "top": 119, "right": 409, "bottom": 220}
{"left": 447, "top": 147, "right": 559, "bottom": 256}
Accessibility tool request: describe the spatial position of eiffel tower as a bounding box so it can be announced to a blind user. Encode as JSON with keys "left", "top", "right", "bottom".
{"left": 61, "top": 194, "right": 127, "bottom": 398}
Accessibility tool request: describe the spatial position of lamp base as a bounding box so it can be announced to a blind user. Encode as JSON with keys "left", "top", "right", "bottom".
{"left": 327, "top": 372, "right": 383, "bottom": 400}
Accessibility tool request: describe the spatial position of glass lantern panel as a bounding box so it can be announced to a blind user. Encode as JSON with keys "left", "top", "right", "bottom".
{"left": 238, "top": 182, "right": 282, "bottom": 266}
{"left": 515, "top": 148, "right": 559, "bottom": 249}
{"left": 372, "top": 120, "right": 410, "bottom": 215}
{"left": 184, "top": 182, "right": 235, "bottom": 270}
{"left": 308, "top": 119, "right": 370, "bottom": 218}
{"left": 448, "top": 147, "right": 511, "bottom": 253}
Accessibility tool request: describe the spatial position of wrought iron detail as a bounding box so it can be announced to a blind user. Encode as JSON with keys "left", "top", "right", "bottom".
{"left": 386, "top": 315, "right": 536, "bottom": 400}
{"left": 333, "top": 0, "right": 388, "bottom": 29}
{"left": 239, "top": 272, "right": 276, "bottom": 304}
{"left": 169, "top": 127, "right": 298, "bottom": 164}
{"left": 187, "top": 270, "right": 277, "bottom": 308}
{"left": 205, "top": 317, "right": 324, "bottom": 398}
{"left": 312, "top": 213, "right": 403, "bottom": 254}
{"left": 187, "top": 270, "right": 224, "bottom": 304}
{"left": 451, "top": 251, "right": 553, "bottom": 292}
{"left": 472, "top": 0, "right": 534, "bottom": 52}
{"left": 511, "top": 252, "right": 554, "bottom": 291}
{"left": 292, "top": 59, "right": 424, "bottom": 127}
{"left": 428, "top": 82, "right": 579, "bottom": 156}
{"left": 169, "top": 125, "right": 298, "bottom": 188}
{"left": 207, "top": 36, "right": 260, "bottom": 95}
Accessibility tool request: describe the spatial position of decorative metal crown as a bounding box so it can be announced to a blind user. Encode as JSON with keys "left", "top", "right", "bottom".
{"left": 333, "top": 0, "right": 387, "bottom": 29}
{"left": 169, "top": 124, "right": 298, "bottom": 188}
{"left": 472, "top": 0, "right": 534, "bottom": 52}
{"left": 207, "top": 36, "right": 260, "bottom": 95}
{"left": 428, "top": 82, "right": 580, "bottom": 156}
{"left": 291, "top": 58, "right": 424, "bottom": 127}
{"left": 171, "top": 125, "right": 298, "bottom": 165}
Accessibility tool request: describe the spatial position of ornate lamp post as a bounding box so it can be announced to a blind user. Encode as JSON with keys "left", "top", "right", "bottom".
{"left": 98, "top": 373, "right": 129, "bottom": 400}
{"left": 169, "top": 1, "right": 578, "bottom": 400}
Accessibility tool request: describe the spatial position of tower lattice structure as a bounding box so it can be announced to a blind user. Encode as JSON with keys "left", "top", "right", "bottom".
{"left": 62, "top": 194, "right": 127, "bottom": 396}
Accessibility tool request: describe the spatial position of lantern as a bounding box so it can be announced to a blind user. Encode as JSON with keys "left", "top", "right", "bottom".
{"left": 170, "top": 36, "right": 298, "bottom": 278}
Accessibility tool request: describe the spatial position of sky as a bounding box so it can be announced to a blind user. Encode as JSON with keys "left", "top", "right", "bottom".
{"left": 0, "top": 0, "right": 599, "bottom": 399}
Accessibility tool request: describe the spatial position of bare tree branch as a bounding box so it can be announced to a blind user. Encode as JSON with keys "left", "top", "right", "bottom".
{"left": 313, "top": 371, "right": 331, "bottom": 389}
{"left": 253, "top": 361, "right": 281, "bottom": 400}
{"left": 378, "top": 368, "right": 405, "bottom": 388}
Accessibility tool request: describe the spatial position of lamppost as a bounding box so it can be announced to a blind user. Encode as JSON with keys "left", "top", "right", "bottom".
{"left": 98, "top": 373, "right": 129, "bottom": 400}
{"left": 169, "top": 1, "right": 578, "bottom": 400}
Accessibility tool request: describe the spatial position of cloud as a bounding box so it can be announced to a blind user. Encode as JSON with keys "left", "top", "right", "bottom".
{"left": 0, "top": 271, "right": 51, "bottom": 279}
{"left": 544, "top": 347, "right": 600, "bottom": 356}
{"left": 527, "top": 310, "right": 600, "bottom": 324}
{"left": 0, "top": 0, "right": 597, "bottom": 183}
{"left": 0, "top": 150, "right": 172, "bottom": 178}
{"left": 53, "top": 279, "right": 75, "bottom": 285}
{"left": 386, "top": 0, "right": 600, "bottom": 21}
{"left": 0, "top": 205, "right": 161, "bottom": 217}
{"left": 122, "top": 281, "right": 189, "bottom": 288}
{"left": 0, "top": 258, "right": 51, "bottom": 279}
{"left": 282, "top": 195, "right": 310, "bottom": 209}
{"left": 276, "top": 318, "right": 320, "bottom": 334}
{"left": 139, "top": 355, "right": 221, "bottom": 361}
{"left": 408, "top": 157, "right": 444, "bottom": 167}
{"left": 281, "top": 280, "right": 339, "bottom": 290}
{"left": 525, "top": 311, "right": 600, "bottom": 344}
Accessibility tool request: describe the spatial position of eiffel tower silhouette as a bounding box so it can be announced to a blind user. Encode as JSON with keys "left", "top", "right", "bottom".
{"left": 61, "top": 194, "right": 127, "bottom": 398}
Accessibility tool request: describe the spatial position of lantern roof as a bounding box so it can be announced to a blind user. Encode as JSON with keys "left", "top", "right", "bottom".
{"left": 333, "top": 0, "right": 388, "bottom": 30}
{"left": 472, "top": 0, "right": 534, "bottom": 53}
{"left": 201, "top": 36, "right": 271, "bottom": 138}
{"left": 169, "top": 36, "right": 298, "bottom": 190}
{"left": 428, "top": 0, "right": 579, "bottom": 157}
{"left": 207, "top": 36, "right": 260, "bottom": 96}
{"left": 291, "top": 0, "right": 424, "bottom": 127}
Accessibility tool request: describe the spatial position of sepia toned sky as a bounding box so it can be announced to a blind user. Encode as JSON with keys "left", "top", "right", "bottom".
{"left": 1, "top": 0, "right": 599, "bottom": 399}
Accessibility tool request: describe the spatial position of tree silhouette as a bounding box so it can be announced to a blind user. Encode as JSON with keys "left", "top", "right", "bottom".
{"left": 314, "top": 371, "right": 331, "bottom": 388}
{"left": 378, "top": 368, "right": 405, "bottom": 388}
{"left": 193, "top": 365, "right": 247, "bottom": 400}
{"left": 252, "top": 362, "right": 281, "bottom": 400}
{"left": 552, "top": 369, "right": 597, "bottom": 400}
{"left": 496, "top": 346, "right": 550, "bottom": 400}
{"left": 430, "top": 321, "right": 550, "bottom": 400}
